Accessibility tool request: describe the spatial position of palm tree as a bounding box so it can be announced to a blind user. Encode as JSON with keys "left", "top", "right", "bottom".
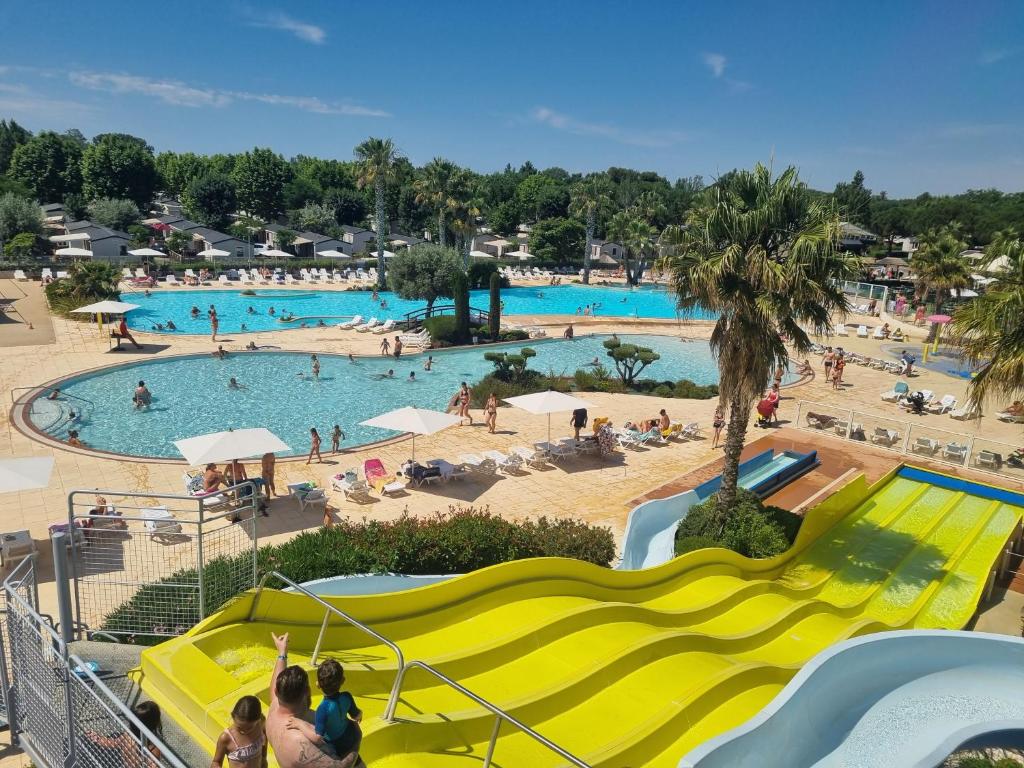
{"left": 355, "top": 137, "right": 400, "bottom": 288}
{"left": 569, "top": 175, "right": 612, "bottom": 284}
{"left": 414, "top": 158, "right": 459, "bottom": 248}
{"left": 448, "top": 170, "right": 482, "bottom": 268}
{"left": 605, "top": 211, "right": 654, "bottom": 286}
{"left": 909, "top": 225, "right": 971, "bottom": 313}
{"left": 949, "top": 230, "right": 1024, "bottom": 409}
{"left": 659, "top": 164, "right": 856, "bottom": 517}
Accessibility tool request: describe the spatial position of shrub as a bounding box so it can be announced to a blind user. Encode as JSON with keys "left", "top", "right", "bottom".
{"left": 100, "top": 505, "right": 614, "bottom": 643}
{"left": 498, "top": 329, "right": 529, "bottom": 341}
{"left": 675, "top": 489, "right": 801, "bottom": 559}
{"left": 672, "top": 379, "right": 720, "bottom": 399}
{"left": 469, "top": 371, "right": 568, "bottom": 405}
{"left": 422, "top": 315, "right": 483, "bottom": 346}
{"left": 488, "top": 272, "right": 501, "bottom": 338}
{"left": 44, "top": 261, "right": 121, "bottom": 317}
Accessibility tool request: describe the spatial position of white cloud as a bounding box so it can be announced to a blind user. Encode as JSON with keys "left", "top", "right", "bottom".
{"left": 702, "top": 52, "right": 727, "bottom": 78}
{"left": 980, "top": 48, "right": 1016, "bottom": 65}
{"left": 70, "top": 71, "right": 228, "bottom": 107}
{"left": 0, "top": 85, "right": 95, "bottom": 118}
{"left": 530, "top": 106, "right": 688, "bottom": 148}
{"left": 244, "top": 10, "right": 326, "bottom": 44}
{"left": 69, "top": 70, "right": 388, "bottom": 117}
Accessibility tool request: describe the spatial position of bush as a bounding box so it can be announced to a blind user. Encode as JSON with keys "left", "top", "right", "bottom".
{"left": 631, "top": 378, "right": 720, "bottom": 399}
{"left": 468, "top": 260, "right": 509, "bottom": 289}
{"left": 44, "top": 261, "right": 120, "bottom": 317}
{"left": 498, "top": 329, "right": 529, "bottom": 341}
{"left": 100, "top": 505, "right": 614, "bottom": 644}
{"left": 469, "top": 371, "right": 568, "bottom": 406}
{"left": 422, "top": 315, "right": 484, "bottom": 346}
{"left": 674, "top": 489, "right": 801, "bottom": 559}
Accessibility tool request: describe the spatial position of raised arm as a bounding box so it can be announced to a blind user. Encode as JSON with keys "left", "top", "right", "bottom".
{"left": 269, "top": 632, "right": 289, "bottom": 705}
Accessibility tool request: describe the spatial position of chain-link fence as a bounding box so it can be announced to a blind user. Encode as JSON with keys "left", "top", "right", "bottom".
{"left": 796, "top": 399, "right": 1024, "bottom": 482}
{"left": 67, "top": 484, "right": 260, "bottom": 641}
{"left": 3, "top": 557, "right": 189, "bottom": 768}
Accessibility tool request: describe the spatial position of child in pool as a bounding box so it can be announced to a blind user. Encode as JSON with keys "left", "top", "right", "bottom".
{"left": 212, "top": 695, "right": 267, "bottom": 768}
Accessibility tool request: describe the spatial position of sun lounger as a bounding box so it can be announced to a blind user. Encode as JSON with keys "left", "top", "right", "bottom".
{"left": 870, "top": 427, "right": 900, "bottom": 446}
{"left": 834, "top": 420, "right": 849, "bottom": 437}
{"left": 482, "top": 449, "right": 523, "bottom": 473}
{"left": 458, "top": 454, "right": 498, "bottom": 475}
{"left": 881, "top": 382, "right": 910, "bottom": 402}
{"left": 141, "top": 506, "right": 182, "bottom": 537}
{"left": 535, "top": 441, "right": 576, "bottom": 460}
{"left": 338, "top": 315, "right": 363, "bottom": 329}
{"left": 426, "top": 459, "right": 469, "bottom": 481}
{"left": 164, "top": 274, "right": 180, "bottom": 286}
{"left": 567, "top": 437, "right": 599, "bottom": 454}
{"left": 912, "top": 437, "right": 941, "bottom": 455}
{"left": 872, "top": 326, "right": 886, "bottom": 339}
{"left": 943, "top": 443, "right": 968, "bottom": 463}
{"left": 614, "top": 431, "right": 645, "bottom": 450}
{"left": 14, "top": 269, "right": 28, "bottom": 281}
{"left": 680, "top": 423, "right": 703, "bottom": 439}
{"left": 856, "top": 325, "right": 868, "bottom": 338}
{"left": 512, "top": 446, "right": 549, "bottom": 469}
{"left": 949, "top": 404, "right": 980, "bottom": 421}
{"left": 241, "top": 270, "right": 255, "bottom": 285}
{"left": 288, "top": 483, "right": 327, "bottom": 513}
{"left": 925, "top": 394, "right": 957, "bottom": 414}
{"left": 661, "top": 423, "right": 684, "bottom": 440}
{"left": 218, "top": 274, "right": 230, "bottom": 285}
{"left": 331, "top": 472, "right": 374, "bottom": 501}
{"left": 805, "top": 412, "right": 837, "bottom": 429}
{"left": 371, "top": 318, "right": 396, "bottom": 335}
{"left": 355, "top": 317, "right": 380, "bottom": 332}
{"left": 364, "top": 458, "right": 405, "bottom": 495}
{"left": 996, "top": 411, "right": 1024, "bottom": 423}
{"left": 977, "top": 450, "right": 1002, "bottom": 469}
{"left": 835, "top": 324, "right": 849, "bottom": 336}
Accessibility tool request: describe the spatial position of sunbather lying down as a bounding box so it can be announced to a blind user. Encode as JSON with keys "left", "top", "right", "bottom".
{"left": 806, "top": 412, "right": 838, "bottom": 429}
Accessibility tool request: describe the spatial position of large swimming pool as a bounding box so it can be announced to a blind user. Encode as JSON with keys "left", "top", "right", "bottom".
{"left": 26, "top": 334, "right": 771, "bottom": 459}
{"left": 122, "top": 285, "right": 710, "bottom": 334}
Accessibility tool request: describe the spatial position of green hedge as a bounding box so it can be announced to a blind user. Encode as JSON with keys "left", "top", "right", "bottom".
{"left": 101, "top": 505, "right": 614, "bottom": 644}
{"left": 469, "top": 371, "right": 570, "bottom": 406}
{"left": 674, "top": 489, "right": 802, "bottom": 559}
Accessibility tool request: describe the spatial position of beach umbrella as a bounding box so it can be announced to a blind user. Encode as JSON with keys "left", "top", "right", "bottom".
{"left": 55, "top": 247, "right": 92, "bottom": 257}
{"left": 70, "top": 301, "right": 140, "bottom": 315}
{"left": 128, "top": 248, "right": 164, "bottom": 257}
{"left": 360, "top": 407, "right": 460, "bottom": 460}
{"left": 316, "top": 249, "right": 350, "bottom": 259}
{"left": 506, "top": 249, "right": 535, "bottom": 261}
{"left": 197, "top": 248, "right": 230, "bottom": 258}
{"left": 260, "top": 248, "right": 292, "bottom": 258}
{"left": 49, "top": 233, "right": 91, "bottom": 243}
{"left": 926, "top": 314, "right": 952, "bottom": 324}
{"left": 0, "top": 457, "right": 54, "bottom": 493}
{"left": 174, "top": 427, "right": 290, "bottom": 466}
{"left": 503, "top": 390, "right": 594, "bottom": 445}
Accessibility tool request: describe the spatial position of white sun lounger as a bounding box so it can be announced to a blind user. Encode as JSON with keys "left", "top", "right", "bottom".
{"left": 14, "top": 269, "right": 28, "bottom": 281}
{"left": 355, "top": 317, "right": 380, "bottom": 332}
{"left": 512, "top": 446, "right": 549, "bottom": 469}
{"left": 371, "top": 319, "right": 396, "bottom": 335}
{"left": 949, "top": 404, "right": 981, "bottom": 421}
{"left": 857, "top": 325, "right": 868, "bottom": 337}
{"left": 925, "top": 394, "right": 957, "bottom": 414}
{"left": 835, "top": 324, "right": 849, "bottom": 336}
{"left": 482, "top": 449, "right": 523, "bottom": 473}
{"left": 338, "top": 315, "right": 363, "bottom": 329}
{"left": 458, "top": 454, "right": 498, "bottom": 475}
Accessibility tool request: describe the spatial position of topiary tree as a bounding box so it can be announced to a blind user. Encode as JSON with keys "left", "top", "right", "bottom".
{"left": 483, "top": 347, "right": 536, "bottom": 379}
{"left": 488, "top": 271, "right": 501, "bottom": 338}
{"left": 603, "top": 336, "right": 660, "bottom": 386}
{"left": 452, "top": 268, "right": 470, "bottom": 342}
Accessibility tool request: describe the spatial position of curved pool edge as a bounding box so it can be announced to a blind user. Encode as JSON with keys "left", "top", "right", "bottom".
{"left": 678, "top": 630, "right": 1024, "bottom": 768}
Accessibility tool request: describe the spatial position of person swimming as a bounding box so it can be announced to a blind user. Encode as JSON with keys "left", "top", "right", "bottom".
{"left": 166, "top": 320, "right": 176, "bottom": 330}
{"left": 191, "top": 306, "right": 200, "bottom": 317}
{"left": 247, "top": 306, "right": 255, "bottom": 314}
{"left": 241, "top": 323, "right": 247, "bottom": 330}
{"left": 408, "top": 371, "right": 416, "bottom": 381}
{"left": 269, "top": 307, "right": 275, "bottom": 315}
{"left": 380, "top": 299, "right": 388, "bottom": 309}
{"left": 371, "top": 369, "right": 395, "bottom": 380}
{"left": 317, "top": 319, "right": 326, "bottom": 327}
{"left": 152, "top": 323, "right": 164, "bottom": 331}
{"left": 228, "top": 377, "right": 241, "bottom": 389}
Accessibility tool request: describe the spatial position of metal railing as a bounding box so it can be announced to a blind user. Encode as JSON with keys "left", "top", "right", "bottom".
{"left": 3, "top": 557, "right": 189, "bottom": 768}
{"left": 384, "top": 661, "right": 590, "bottom": 767}
{"left": 10, "top": 384, "right": 95, "bottom": 408}
{"left": 248, "top": 571, "right": 406, "bottom": 701}
{"left": 403, "top": 303, "right": 490, "bottom": 328}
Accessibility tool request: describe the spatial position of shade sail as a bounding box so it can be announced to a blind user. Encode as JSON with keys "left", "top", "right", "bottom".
{"left": 128, "top": 248, "right": 164, "bottom": 257}
{"left": 0, "top": 457, "right": 54, "bottom": 493}
{"left": 197, "top": 248, "right": 230, "bottom": 258}
{"left": 70, "top": 301, "right": 140, "bottom": 314}
{"left": 49, "top": 233, "right": 90, "bottom": 242}
{"left": 360, "top": 407, "right": 460, "bottom": 459}
{"left": 56, "top": 247, "right": 92, "bottom": 257}
{"left": 174, "top": 428, "right": 290, "bottom": 465}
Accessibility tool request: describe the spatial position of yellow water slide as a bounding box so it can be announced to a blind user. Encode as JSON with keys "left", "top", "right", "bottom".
{"left": 140, "top": 465, "right": 1024, "bottom": 766}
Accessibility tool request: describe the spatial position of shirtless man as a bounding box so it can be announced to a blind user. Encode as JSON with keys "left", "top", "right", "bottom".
{"left": 267, "top": 633, "right": 363, "bottom": 767}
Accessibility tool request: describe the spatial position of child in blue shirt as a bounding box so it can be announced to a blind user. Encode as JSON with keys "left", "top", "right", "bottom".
{"left": 288, "top": 659, "right": 362, "bottom": 758}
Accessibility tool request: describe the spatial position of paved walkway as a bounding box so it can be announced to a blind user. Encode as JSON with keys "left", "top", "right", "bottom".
{"left": 0, "top": 279, "right": 55, "bottom": 347}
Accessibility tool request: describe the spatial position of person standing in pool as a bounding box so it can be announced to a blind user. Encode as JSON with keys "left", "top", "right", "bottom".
{"left": 311, "top": 354, "right": 320, "bottom": 379}
{"left": 191, "top": 306, "right": 201, "bottom": 318}
{"left": 133, "top": 380, "right": 152, "bottom": 409}
{"left": 307, "top": 428, "right": 322, "bottom": 464}
{"left": 331, "top": 425, "right": 345, "bottom": 453}
{"left": 423, "top": 356, "right": 433, "bottom": 371}
{"left": 408, "top": 371, "right": 416, "bottom": 382}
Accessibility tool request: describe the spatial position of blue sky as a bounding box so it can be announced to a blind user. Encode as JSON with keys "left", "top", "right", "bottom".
{"left": 1, "top": 0, "right": 1021, "bottom": 197}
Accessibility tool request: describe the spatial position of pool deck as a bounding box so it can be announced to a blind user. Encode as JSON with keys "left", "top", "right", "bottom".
{"left": 1, "top": 279, "right": 1024, "bottom": 765}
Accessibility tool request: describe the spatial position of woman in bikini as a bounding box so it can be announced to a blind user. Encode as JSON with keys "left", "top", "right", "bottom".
{"left": 458, "top": 382, "right": 472, "bottom": 425}
{"left": 212, "top": 695, "right": 267, "bottom": 768}
{"left": 306, "top": 428, "right": 322, "bottom": 464}
{"left": 485, "top": 393, "right": 498, "bottom": 434}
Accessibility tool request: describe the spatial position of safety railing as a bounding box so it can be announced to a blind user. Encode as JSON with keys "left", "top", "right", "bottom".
{"left": 248, "top": 571, "right": 406, "bottom": 693}
{"left": 384, "top": 660, "right": 590, "bottom": 767}
{"left": 9, "top": 384, "right": 95, "bottom": 408}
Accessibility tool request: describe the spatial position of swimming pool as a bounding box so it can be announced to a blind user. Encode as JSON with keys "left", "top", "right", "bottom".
{"left": 122, "top": 285, "right": 711, "bottom": 334}
{"left": 25, "top": 334, "right": 781, "bottom": 459}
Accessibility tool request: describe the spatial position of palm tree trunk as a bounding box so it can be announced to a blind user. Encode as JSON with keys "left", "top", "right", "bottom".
{"left": 437, "top": 211, "right": 446, "bottom": 248}
{"left": 582, "top": 209, "right": 595, "bottom": 285}
{"left": 717, "top": 398, "right": 751, "bottom": 524}
{"left": 375, "top": 180, "right": 387, "bottom": 288}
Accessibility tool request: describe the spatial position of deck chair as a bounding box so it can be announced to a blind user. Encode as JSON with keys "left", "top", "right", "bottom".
{"left": 680, "top": 423, "right": 703, "bottom": 439}
{"left": 872, "top": 326, "right": 886, "bottom": 339}
{"left": 925, "top": 394, "right": 957, "bottom": 414}
{"left": 881, "top": 382, "right": 909, "bottom": 402}
{"left": 976, "top": 450, "right": 1002, "bottom": 469}
{"left": 364, "top": 458, "right": 405, "bottom": 495}
{"left": 943, "top": 443, "right": 969, "bottom": 462}
{"left": 856, "top": 325, "right": 869, "bottom": 337}
{"left": 355, "top": 317, "right": 380, "bottom": 332}
{"left": 458, "top": 454, "right": 498, "bottom": 475}
{"left": 482, "top": 450, "right": 523, "bottom": 473}
{"left": 949, "top": 404, "right": 980, "bottom": 421}
{"left": 996, "top": 410, "right": 1024, "bottom": 423}
{"left": 338, "top": 315, "right": 363, "bottom": 329}
{"left": 835, "top": 324, "right": 849, "bottom": 336}
{"left": 13, "top": 269, "right": 28, "bottom": 281}
{"left": 913, "top": 437, "right": 941, "bottom": 455}
{"left": 372, "top": 319, "right": 396, "bottom": 335}
{"left": 871, "top": 427, "right": 900, "bottom": 446}
{"left": 331, "top": 471, "right": 373, "bottom": 502}
{"left": 512, "top": 446, "right": 549, "bottom": 469}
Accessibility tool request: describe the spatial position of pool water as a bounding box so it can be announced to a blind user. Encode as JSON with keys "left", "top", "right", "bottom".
{"left": 122, "top": 285, "right": 711, "bottom": 334}
{"left": 29, "top": 334, "right": 783, "bottom": 459}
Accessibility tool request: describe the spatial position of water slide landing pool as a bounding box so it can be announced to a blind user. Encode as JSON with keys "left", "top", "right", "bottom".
{"left": 139, "top": 466, "right": 1023, "bottom": 767}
